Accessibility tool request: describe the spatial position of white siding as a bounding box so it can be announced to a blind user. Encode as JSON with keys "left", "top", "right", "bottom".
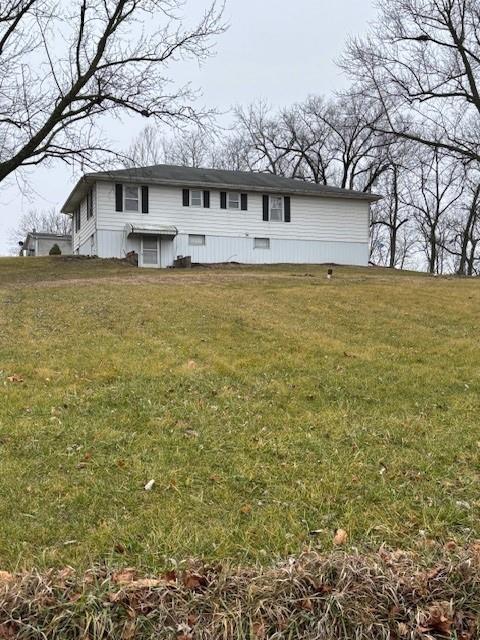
{"left": 96, "top": 183, "right": 369, "bottom": 242}
{"left": 89, "top": 181, "right": 371, "bottom": 267}
{"left": 179, "top": 234, "right": 368, "bottom": 265}
{"left": 72, "top": 185, "right": 97, "bottom": 254}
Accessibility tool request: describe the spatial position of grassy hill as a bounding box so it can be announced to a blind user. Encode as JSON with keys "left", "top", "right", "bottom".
{"left": 0, "top": 257, "right": 479, "bottom": 572}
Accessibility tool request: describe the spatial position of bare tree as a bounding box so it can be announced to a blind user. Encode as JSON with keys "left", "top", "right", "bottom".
{"left": 371, "top": 163, "right": 410, "bottom": 268}
{"left": 234, "top": 102, "right": 300, "bottom": 177}
{"left": 0, "top": 0, "right": 224, "bottom": 184}
{"left": 313, "top": 93, "right": 394, "bottom": 192}
{"left": 443, "top": 170, "right": 480, "bottom": 275}
{"left": 343, "top": 0, "right": 480, "bottom": 163}
{"left": 406, "top": 148, "right": 464, "bottom": 273}
{"left": 125, "top": 125, "right": 165, "bottom": 167}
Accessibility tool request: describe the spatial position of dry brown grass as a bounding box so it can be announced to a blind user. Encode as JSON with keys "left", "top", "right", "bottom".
{"left": 0, "top": 545, "right": 479, "bottom": 639}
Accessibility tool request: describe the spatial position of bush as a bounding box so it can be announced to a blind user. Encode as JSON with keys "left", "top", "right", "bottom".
{"left": 49, "top": 243, "right": 62, "bottom": 256}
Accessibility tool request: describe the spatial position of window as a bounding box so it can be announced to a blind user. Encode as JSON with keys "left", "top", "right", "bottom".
{"left": 124, "top": 186, "right": 139, "bottom": 212}
{"left": 269, "top": 196, "right": 283, "bottom": 221}
{"left": 254, "top": 237, "right": 270, "bottom": 249}
{"left": 86, "top": 188, "right": 94, "bottom": 219}
{"left": 74, "top": 207, "right": 81, "bottom": 232}
{"left": 228, "top": 192, "right": 240, "bottom": 209}
{"left": 190, "top": 190, "right": 202, "bottom": 207}
{"left": 189, "top": 234, "right": 206, "bottom": 246}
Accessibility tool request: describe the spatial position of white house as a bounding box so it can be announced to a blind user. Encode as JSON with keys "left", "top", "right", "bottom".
{"left": 61, "top": 164, "right": 380, "bottom": 268}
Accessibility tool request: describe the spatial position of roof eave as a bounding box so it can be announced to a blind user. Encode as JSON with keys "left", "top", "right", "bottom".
{"left": 85, "top": 172, "right": 381, "bottom": 202}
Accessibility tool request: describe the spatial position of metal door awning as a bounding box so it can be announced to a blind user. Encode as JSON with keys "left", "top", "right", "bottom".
{"left": 125, "top": 223, "right": 177, "bottom": 237}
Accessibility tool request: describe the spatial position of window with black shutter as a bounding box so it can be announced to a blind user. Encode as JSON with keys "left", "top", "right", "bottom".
{"left": 284, "top": 196, "right": 291, "bottom": 222}
{"left": 115, "top": 184, "right": 123, "bottom": 212}
{"left": 262, "top": 195, "right": 269, "bottom": 221}
{"left": 141, "top": 186, "right": 149, "bottom": 214}
{"left": 86, "top": 188, "right": 93, "bottom": 219}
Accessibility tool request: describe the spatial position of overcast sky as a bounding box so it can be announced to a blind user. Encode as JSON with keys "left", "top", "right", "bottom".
{"left": 0, "top": 0, "right": 377, "bottom": 255}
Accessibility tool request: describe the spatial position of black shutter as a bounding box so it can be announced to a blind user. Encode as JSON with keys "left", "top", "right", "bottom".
{"left": 182, "top": 189, "right": 190, "bottom": 206}
{"left": 262, "top": 195, "right": 269, "bottom": 221}
{"left": 115, "top": 184, "right": 123, "bottom": 212}
{"left": 241, "top": 193, "right": 248, "bottom": 210}
{"left": 87, "top": 188, "right": 93, "bottom": 219}
{"left": 284, "top": 196, "right": 291, "bottom": 222}
{"left": 141, "top": 186, "right": 149, "bottom": 213}
{"left": 220, "top": 191, "right": 227, "bottom": 209}
{"left": 203, "top": 190, "right": 210, "bottom": 208}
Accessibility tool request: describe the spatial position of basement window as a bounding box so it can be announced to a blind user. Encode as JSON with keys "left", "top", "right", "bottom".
{"left": 254, "top": 237, "right": 270, "bottom": 249}
{"left": 189, "top": 234, "right": 206, "bottom": 246}
{"left": 124, "top": 186, "right": 139, "bottom": 212}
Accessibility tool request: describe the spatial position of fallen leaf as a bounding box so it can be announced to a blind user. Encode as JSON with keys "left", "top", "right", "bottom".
{"left": 112, "top": 568, "right": 137, "bottom": 584}
{"left": 125, "top": 578, "right": 164, "bottom": 590}
{"left": 0, "top": 571, "right": 14, "bottom": 584}
{"left": 298, "top": 598, "right": 313, "bottom": 611}
{"left": 187, "top": 614, "right": 198, "bottom": 627}
{"left": 333, "top": 529, "right": 348, "bottom": 545}
{"left": 163, "top": 570, "right": 177, "bottom": 582}
{"left": 187, "top": 360, "right": 197, "bottom": 369}
{"left": 183, "top": 572, "right": 208, "bottom": 590}
{"left": 252, "top": 621, "right": 266, "bottom": 639}
{"left": 240, "top": 504, "right": 252, "bottom": 515}
{"left": 419, "top": 603, "right": 453, "bottom": 636}
{"left": 114, "top": 543, "right": 126, "bottom": 554}
{"left": 6, "top": 374, "right": 23, "bottom": 383}
{"left": 397, "top": 622, "right": 409, "bottom": 637}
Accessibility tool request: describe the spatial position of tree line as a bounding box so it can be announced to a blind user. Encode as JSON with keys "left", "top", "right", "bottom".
{"left": 3, "top": 1, "right": 480, "bottom": 273}
{"left": 125, "top": 0, "right": 480, "bottom": 274}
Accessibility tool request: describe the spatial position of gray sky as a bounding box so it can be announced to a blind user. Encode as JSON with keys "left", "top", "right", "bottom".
{"left": 0, "top": 0, "right": 377, "bottom": 255}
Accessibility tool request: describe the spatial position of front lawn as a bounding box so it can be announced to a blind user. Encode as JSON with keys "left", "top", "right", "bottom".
{"left": 0, "top": 257, "right": 479, "bottom": 571}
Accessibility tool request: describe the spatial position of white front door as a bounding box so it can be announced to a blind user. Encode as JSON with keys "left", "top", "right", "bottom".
{"left": 140, "top": 236, "right": 160, "bottom": 268}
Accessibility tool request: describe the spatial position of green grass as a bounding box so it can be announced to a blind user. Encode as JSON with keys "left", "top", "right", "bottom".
{"left": 0, "top": 256, "right": 479, "bottom": 572}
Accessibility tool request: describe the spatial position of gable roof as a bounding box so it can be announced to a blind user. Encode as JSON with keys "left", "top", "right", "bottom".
{"left": 61, "top": 163, "right": 381, "bottom": 213}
